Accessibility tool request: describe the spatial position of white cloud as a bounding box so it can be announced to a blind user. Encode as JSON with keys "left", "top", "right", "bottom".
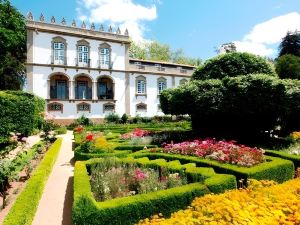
{"left": 76, "top": 0, "right": 158, "bottom": 41}
{"left": 234, "top": 12, "right": 300, "bottom": 57}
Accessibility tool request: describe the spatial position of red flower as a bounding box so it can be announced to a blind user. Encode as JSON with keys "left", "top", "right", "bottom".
{"left": 75, "top": 126, "right": 84, "bottom": 133}
{"left": 86, "top": 134, "right": 93, "bottom": 141}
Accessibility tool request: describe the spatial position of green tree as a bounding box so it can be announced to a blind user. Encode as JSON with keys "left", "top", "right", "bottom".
{"left": 193, "top": 52, "right": 275, "bottom": 80}
{"left": 275, "top": 54, "right": 300, "bottom": 79}
{"left": 129, "top": 40, "right": 201, "bottom": 66}
{"left": 0, "top": 0, "right": 26, "bottom": 90}
{"left": 278, "top": 31, "right": 300, "bottom": 57}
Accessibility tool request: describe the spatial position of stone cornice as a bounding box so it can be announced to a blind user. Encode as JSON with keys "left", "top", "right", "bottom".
{"left": 26, "top": 63, "right": 192, "bottom": 77}
{"left": 27, "top": 21, "right": 130, "bottom": 44}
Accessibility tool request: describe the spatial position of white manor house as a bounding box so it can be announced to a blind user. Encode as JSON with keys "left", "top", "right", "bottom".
{"left": 25, "top": 13, "right": 195, "bottom": 124}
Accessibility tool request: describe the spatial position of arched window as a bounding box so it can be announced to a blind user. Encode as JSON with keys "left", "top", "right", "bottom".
{"left": 136, "top": 76, "right": 146, "bottom": 95}
{"left": 51, "top": 37, "right": 67, "bottom": 65}
{"left": 157, "top": 77, "right": 167, "bottom": 94}
{"left": 77, "top": 40, "right": 90, "bottom": 67}
{"left": 179, "top": 78, "right": 188, "bottom": 85}
{"left": 99, "top": 43, "right": 111, "bottom": 69}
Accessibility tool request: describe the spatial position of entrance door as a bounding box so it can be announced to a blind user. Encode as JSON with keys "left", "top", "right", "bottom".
{"left": 77, "top": 81, "right": 88, "bottom": 99}
{"left": 56, "top": 80, "right": 67, "bottom": 99}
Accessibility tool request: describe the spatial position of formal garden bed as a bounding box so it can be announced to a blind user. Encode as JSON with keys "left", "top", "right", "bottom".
{"left": 73, "top": 157, "right": 236, "bottom": 225}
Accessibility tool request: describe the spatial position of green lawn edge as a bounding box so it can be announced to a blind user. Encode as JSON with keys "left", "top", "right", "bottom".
{"left": 3, "top": 138, "right": 63, "bottom": 225}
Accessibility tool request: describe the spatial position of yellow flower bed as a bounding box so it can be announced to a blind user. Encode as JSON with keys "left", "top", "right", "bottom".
{"left": 138, "top": 179, "right": 300, "bottom": 225}
{"left": 291, "top": 131, "right": 300, "bottom": 140}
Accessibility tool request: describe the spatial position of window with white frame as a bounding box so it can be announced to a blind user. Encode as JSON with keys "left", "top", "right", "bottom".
{"left": 157, "top": 77, "right": 167, "bottom": 94}
{"left": 78, "top": 45, "right": 89, "bottom": 65}
{"left": 100, "top": 48, "right": 110, "bottom": 68}
{"left": 136, "top": 76, "right": 146, "bottom": 95}
{"left": 137, "top": 80, "right": 146, "bottom": 94}
{"left": 53, "top": 42, "right": 65, "bottom": 64}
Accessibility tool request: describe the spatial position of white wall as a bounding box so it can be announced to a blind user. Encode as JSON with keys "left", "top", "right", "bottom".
{"left": 32, "top": 32, "right": 126, "bottom": 70}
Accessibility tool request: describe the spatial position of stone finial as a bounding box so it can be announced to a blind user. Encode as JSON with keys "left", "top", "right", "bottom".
{"left": 116, "top": 27, "right": 121, "bottom": 35}
{"left": 124, "top": 28, "right": 129, "bottom": 36}
{"left": 108, "top": 26, "right": 113, "bottom": 33}
{"left": 90, "top": 23, "right": 95, "bottom": 30}
{"left": 27, "top": 12, "right": 33, "bottom": 21}
{"left": 81, "top": 21, "right": 86, "bottom": 28}
{"left": 39, "top": 13, "right": 45, "bottom": 22}
{"left": 51, "top": 16, "right": 56, "bottom": 24}
{"left": 71, "top": 20, "right": 76, "bottom": 27}
{"left": 99, "top": 24, "right": 104, "bottom": 32}
{"left": 61, "top": 18, "right": 66, "bottom": 25}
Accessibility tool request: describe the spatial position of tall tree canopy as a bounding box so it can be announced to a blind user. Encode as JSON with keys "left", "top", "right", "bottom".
{"left": 0, "top": 0, "right": 26, "bottom": 90}
{"left": 129, "top": 40, "right": 201, "bottom": 66}
{"left": 278, "top": 31, "right": 300, "bottom": 57}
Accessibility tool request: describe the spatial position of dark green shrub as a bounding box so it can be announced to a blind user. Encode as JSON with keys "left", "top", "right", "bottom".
{"left": 121, "top": 113, "right": 128, "bottom": 124}
{"left": 160, "top": 74, "right": 300, "bottom": 141}
{"left": 0, "top": 91, "right": 45, "bottom": 143}
{"left": 76, "top": 115, "right": 92, "bottom": 126}
{"left": 275, "top": 54, "right": 300, "bottom": 79}
{"left": 105, "top": 113, "right": 120, "bottom": 123}
{"left": 193, "top": 52, "right": 275, "bottom": 80}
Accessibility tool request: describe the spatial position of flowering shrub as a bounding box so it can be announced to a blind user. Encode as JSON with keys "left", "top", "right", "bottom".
{"left": 120, "top": 128, "right": 151, "bottom": 140}
{"left": 163, "top": 139, "right": 264, "bottom": 167}
{"left": 74, "top": 126, "right": 84, "bottom": 133}
{"left": 138, "top": 178, "right": 300, "bottom": 225}
{"left": 90, "top": 160, "right": 187, "bottom": 201}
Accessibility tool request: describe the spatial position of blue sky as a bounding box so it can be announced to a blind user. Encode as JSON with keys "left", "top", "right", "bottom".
{"left": 11, "top": 0, "right": 300, "bottom": 60}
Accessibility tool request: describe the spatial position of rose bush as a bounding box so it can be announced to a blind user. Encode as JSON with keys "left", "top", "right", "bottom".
{"left": 163, "top": 139, "right": 264, "bottom": 167}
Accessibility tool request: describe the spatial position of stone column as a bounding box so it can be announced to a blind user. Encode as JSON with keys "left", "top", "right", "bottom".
{"left": 47, "top": 79, "right": 50, "bottom": 99}
{"left": 172, "top": 76, "right": 175, "bottom": 88}
{"left": 69, "top": 80, "right": 73, "bottom": 99}
{"left": 125, "top": 73, "right": 130, "bottom": 115}
{"left": 92, "top": 81, "right": 97, "bottom": 100}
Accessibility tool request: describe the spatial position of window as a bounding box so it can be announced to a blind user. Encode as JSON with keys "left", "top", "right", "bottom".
{"left": 157, "top": 77, "right": 167, "bottom": 94}
{"left": 47, "top": 102, "right": 63, "bottom": 113}
{"left": 78, "top": 45, "right": 89, "bottom": 65}
{"left": 53, "top": 43, "right": 65, "bottom": 64}
{"left": 103, "top": 103, "right": 115, "bottom": 113}
{"left": 77, "top": 102, "right": 91, "bottom": 112}
{"left": 99, "top": 43, "right": 111, "bottom": 69}
{"left": 136, "top": 103, "right": 147, "bottom": 111}
{"left": 51, "top": 37, "right": 67, "bottom": 65}
{"left": 100, "top": 48, "right": 110, "bottom": 68}
{"left": 136, "top": 76, "right": 146, "bottom": 95}
{"left": 179, "top": 78, "right": 188, "bottom": 85}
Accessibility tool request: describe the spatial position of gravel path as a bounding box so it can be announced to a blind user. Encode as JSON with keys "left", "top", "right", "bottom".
{"left": 32, "top": 131, "right": 74, "bottom": 225}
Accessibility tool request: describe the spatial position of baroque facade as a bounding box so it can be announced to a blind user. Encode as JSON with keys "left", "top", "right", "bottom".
{"left": 25, "top": 13, "right": 195, "bottom": 123}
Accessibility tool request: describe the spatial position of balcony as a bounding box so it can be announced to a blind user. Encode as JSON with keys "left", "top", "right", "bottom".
{"left": 97, "top": 60, "right": 113, "bottom": 70}
{"left": 50, "top": 86, "right": 69, "bottom": 100}
{"left": 75, "top": 58, "right": 91, "bottom": 68}
{"left": 75, "top": 87, "right": 92, "bottom": 100}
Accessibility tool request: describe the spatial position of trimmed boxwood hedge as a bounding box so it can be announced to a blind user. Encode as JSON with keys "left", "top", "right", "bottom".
{"left": 0, "top": 91, "right": 45, "bottom": 143}
{"left": 73, "top": 157, "right": 236, "bottom": 225}
{"left": 131, "top": 152, "right": 294, "bottom": 183}
{"left": 74, "top": 148, "right": 131, "bottom": 161}
{"left": 114, "top": 145, "right": 157, "bottom": 151}
{"left": 3, "top": 138, "right": 63, "bottom": 225}
{"left": 266, "top": 150, "right": 300, "bottom": 169}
